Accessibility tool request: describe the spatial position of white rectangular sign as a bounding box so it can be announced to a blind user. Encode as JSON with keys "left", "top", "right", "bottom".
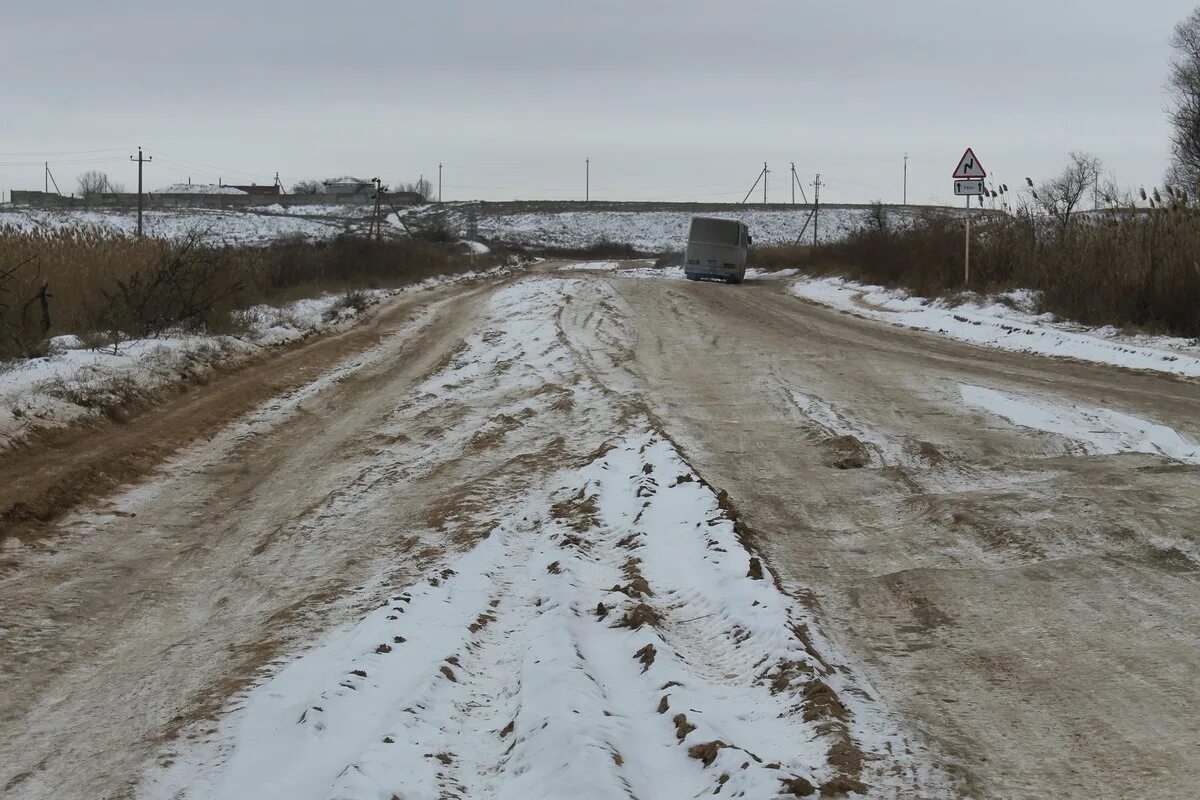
{"left": 954, "top": 179, "right": 986, "bottom": 196}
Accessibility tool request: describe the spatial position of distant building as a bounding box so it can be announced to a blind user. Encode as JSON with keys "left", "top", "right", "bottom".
{"left": 322, "top": 177, "right": 375, "bottom": 195}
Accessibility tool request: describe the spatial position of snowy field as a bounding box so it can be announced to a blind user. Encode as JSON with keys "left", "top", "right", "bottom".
{"left": 434, "top": 205, "right": 924, "bottom": 250}
{"left": 0, "top": 205, "right": 371, "bottom": 245}
{"left": 2, "top": 201, "right": 938, "bottom": 250}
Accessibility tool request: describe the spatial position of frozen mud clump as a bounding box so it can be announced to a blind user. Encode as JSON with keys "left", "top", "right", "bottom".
{"left": 826, "top": 435, "right": 870, "bottom": 469}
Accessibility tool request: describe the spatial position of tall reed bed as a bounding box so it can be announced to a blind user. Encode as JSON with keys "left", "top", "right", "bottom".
{"left": 756, "top": 206, "right": 1200, "bottom": 338}
{"left": 0, "top": 227, "right": 498, "bottom": 359}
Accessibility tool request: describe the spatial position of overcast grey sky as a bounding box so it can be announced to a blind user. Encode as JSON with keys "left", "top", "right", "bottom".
{"left": 3, "top": 1, "right": 1196, "bottom": 205}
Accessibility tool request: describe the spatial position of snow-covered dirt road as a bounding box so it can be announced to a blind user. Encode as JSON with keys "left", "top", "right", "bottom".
{"left": 2, "top": 265, "right": 1198, "bottom": 799}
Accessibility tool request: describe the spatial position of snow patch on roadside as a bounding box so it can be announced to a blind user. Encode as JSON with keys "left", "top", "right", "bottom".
{"left": 557, "top": 260, "right": 623, "bottom": 271}
{"left": 790, "top": 275, "right": 1200, "bottom": 379}
{"left": 144, "top": 428, "right": 943, "bottom": 800}
{"left": 961, "top": 384, "right": 1200, "bottom": 465}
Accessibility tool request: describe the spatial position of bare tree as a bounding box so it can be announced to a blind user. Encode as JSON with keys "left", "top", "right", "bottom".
{"left": 291, "top": 179, "right": 323, "bottom": 194}
{"left": 1167, "top": 8, "right": 1200, "bottom": 190}
{"left": 866, "top": 200, "right": 889, "bottom": 237}
{"left": 76, "top": 170, "right": 124, "bottom": 196}
{"left": 1033, "top": 152, "right": 1102, "bottom": 232}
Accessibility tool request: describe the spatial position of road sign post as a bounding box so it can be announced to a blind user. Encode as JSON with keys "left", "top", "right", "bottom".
{"left": 952, "top": 148, "right": 986, "bottom": 288}
{"left": 965, "top": 195, "right": 971, "bottom": 288}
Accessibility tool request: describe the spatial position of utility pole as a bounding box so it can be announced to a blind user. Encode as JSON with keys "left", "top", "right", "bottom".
{"left": 372, "top": 177, "right": 383, "bottom": 241}
{"left": 903, "top": 153, "right": 908, "bottom": 206}
{"left": 790, "top": 164, "right": 809, "bottom": 205}
{"left": 812, "top": 174, "right": 822, "bottom": 247}
{"left": 740, "top": 163, "right": 768, "bottom": 205}
{"left": 438, "top": 163, "right": 443, "bottom": 203}
{"left": 44, "top": 162, "right": 48, "bottom": 194}
{"left": 585, "top": 158, "right": 590, "bottom": 202}
{"left": 130, "top": 146, "right": 152, "bottom": 237}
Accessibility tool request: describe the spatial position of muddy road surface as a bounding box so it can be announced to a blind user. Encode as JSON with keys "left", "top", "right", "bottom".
{"left": 1, "top": 265, "right": 1197, "bottom": 799}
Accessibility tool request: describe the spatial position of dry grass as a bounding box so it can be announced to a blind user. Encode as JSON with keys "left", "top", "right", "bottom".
{"left": 0, "top": 227, "right": 503, "bottom": 359}
{"left": 761, "top": 207, "right": 1200, "bottom": 338}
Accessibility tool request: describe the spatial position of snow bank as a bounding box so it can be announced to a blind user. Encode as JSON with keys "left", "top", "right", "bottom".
{"left": 0, "top": 293, "right": 379, "bottom": 451}
{"left": 0, "top": 268, "right": 513, "bottom": 452}
{"left": 790, "top": 275, "right": 1200, "bottom": 379}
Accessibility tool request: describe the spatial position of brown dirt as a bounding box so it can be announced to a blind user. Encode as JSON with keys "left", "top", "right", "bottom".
{"left": 819, "top": 775, "right": 869, "bottom": 797}
{"left": 687, "top": 740, "right": 728, "bottom": 767}
{"left": 672, "top": 713, "right": 696, "bottom": 741}
{"left": 633, "top": 643, "right": 656, "bottom": 672}
{"left": 549, "top": 487, "right": 599, "bottom": 532}
{"left": 781, "top": 776, "right": 817, "bottom": 796}
{"left": 0, "top": 282, "right": 483, "bottom": 545}
{"left": 801, "top": 679, "right": 850, "bottom": 723}
{"left": 614, "top": 603, "right": 661, "bottom": 630}
{"left": 824, "top": 435, "right": 870, "bottom": 469}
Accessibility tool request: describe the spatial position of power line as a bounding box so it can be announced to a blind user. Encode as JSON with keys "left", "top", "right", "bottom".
{"left": 0, "top": 147, "right": 127, "bottom": 156}
{"left": 0, "top": 156, "right": 128, "bottom": 167}
{"left": 145, "top": 148, "right": 275, "bottom": 182}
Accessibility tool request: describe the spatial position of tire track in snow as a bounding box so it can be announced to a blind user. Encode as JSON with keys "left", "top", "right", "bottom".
{"left": 148, "top": 427, "right": 944, "bottom": 799}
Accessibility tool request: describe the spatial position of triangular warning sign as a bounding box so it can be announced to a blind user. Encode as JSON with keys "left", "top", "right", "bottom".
{"left": 953, "top": 148, "right": 986, "bottom": 179}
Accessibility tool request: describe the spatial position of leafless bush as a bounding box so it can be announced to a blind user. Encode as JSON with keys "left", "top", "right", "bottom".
{"left": 0, "top": 255, "right": 51, "bottom": 359}
{"left": 291, "top": 179, "right": 323, "bottom": 195}
{"left": 323, "top": 289, "right": 374, "bottom": 322}
{"left": 93, "top": 230, "right": 247, "bottom": 347}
